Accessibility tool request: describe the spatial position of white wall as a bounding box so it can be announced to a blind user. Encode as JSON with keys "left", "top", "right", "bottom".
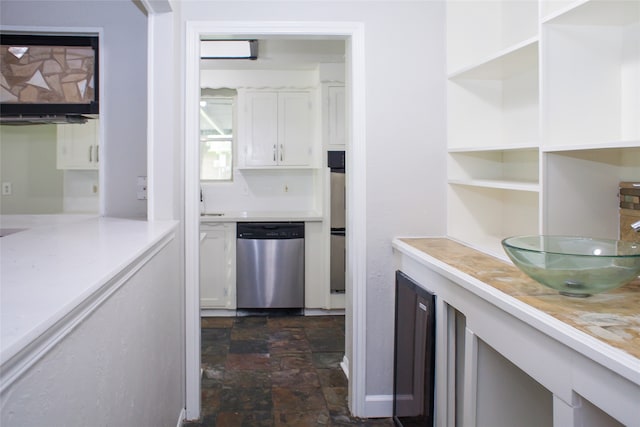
{"left": 63, "top": 170, "right": 100, "bottom": 213}
{"left": 166, "top": 0, "right": 448, "bottom": 409}
{"left": 201, "top": 68, "right": 319, "bottom": 88}
{"left": 0, "top": 0, "right": 149, "bottom": 219}
{"left": 0, "top": 125, "right": 64, "bottom": 214}
{"left": 202, "top": 169, "right": 319, "bottom": 213}
{"left": 0, "top": 237, "right": 184, "bottom": 426}
{"left": 0, "top": 126, "right": 100, "bottom": 215}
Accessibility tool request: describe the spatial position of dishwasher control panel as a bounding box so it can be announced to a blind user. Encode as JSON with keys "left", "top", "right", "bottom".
{"left": 237, "top": 222, "right": 304, "bottom": 239}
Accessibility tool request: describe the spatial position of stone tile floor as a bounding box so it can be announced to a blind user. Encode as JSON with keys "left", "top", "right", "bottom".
{"left": 183, "top": 315, "right": 395, "bottom": 427}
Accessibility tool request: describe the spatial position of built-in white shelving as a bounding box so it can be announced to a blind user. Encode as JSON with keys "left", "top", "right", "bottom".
{"left": 448, "top": 185, "right": 540, "bottom": 258}
{"left": 447, "top": 0, "right": 539, "bottom": 73}
{"left": 448, "top": 180, "right": 539, "bottom": 192}
{"left": 447, "top": 0, "right": 541, "bottom": 255}
{"left": 544, "top": 147, "right": 640, "bottom": 239}
{"left": 447, "top": 0, "right": 640, "bottom": 259}
{"left": 542, "top": 0, "right": 640, "bottom": 149}
{"left": 447, "top": 40, "right": 539, "bottom": 150}
{"left": 448, "top": 37, "right": 539, "bottom": 80}
{"left": 448, "top": 148, "right": 539, "bottom": 187}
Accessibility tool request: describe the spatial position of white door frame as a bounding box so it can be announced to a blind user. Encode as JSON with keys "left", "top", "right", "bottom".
{"left": 184, "top": 21, "right": 367, "bottom": 420}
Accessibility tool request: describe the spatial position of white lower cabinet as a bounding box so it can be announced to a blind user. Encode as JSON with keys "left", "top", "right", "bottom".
{"left": 198, "top": 220, "right": 334, "bottom": 311}
{"left": 304, "top": 221, "right": 331, "bottom": 309}
{"left": 56, "top": 119, "right": 99, "bottom": 170}
{"left": 200, "top": 222, "right": 235, "bottom": 309}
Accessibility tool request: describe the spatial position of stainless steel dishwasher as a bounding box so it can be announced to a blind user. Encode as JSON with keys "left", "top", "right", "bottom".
{"left": 236, "top": 222, "right": 304, "bottom": 309}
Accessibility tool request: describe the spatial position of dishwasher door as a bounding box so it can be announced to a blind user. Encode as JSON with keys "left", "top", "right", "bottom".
{"left": 236, "top": 223, "right": 304, "bottom": 309}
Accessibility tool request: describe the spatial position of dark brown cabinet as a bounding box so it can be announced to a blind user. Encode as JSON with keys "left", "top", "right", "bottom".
{"left": 393, "top": 271, "right": 436, "bottom": 427}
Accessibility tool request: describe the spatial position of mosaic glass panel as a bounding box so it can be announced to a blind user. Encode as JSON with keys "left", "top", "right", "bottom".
{"left": 1, "top": 40, "right": 96, "bottom": 104}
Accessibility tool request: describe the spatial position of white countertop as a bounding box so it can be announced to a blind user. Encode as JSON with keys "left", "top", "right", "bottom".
{"left": 0, "top": 213, "right": 97, "bottom": 230}
{"left": 392, "top": 237, "right": 640, "bottom": 382}
{"left": 0, "top": 215, "right": 178, "bottom": 366}
{"left": 200, "top": 210, "right": 323, "bottom": 222}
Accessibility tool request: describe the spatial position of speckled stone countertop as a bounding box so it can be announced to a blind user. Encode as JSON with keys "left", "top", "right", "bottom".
{"left": 399, "top": 238, "right": 640, "bottom": 360}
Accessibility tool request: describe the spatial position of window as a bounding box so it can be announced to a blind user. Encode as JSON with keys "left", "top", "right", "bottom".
{"left": 200, "top": 89, "right": 235, "bottom": 180}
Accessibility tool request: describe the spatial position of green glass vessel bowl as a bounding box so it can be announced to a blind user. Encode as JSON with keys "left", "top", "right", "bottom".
{"left": 502, "top": 235, "right": 640, "bottom": 297}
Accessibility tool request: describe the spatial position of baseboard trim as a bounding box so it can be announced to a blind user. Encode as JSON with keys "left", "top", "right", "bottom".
{"left": 200, "top": 309, "right": 236, "bottom": 317}
{"left": 176, "top": 407, "right": 186, "bottom": 427}
{"left": 340, "top": 354, "right": 349, "bottom": 380}
{"left": 364, "top": 394, "right": 393, "bottom": 418}
{"left": 304, "top": 308, "right": 346, "bottom": 316}
{"left": 200, "top": 308, "right": 347, "bottom": 317}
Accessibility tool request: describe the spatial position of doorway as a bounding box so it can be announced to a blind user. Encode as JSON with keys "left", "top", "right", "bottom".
{"left": 184, "top": 21, "right": 367, "bottom": 421}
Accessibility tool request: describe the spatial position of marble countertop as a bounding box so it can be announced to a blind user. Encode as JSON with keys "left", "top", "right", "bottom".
{"left": 200, "top": 210, "right": 323, "bottom": 223}
{"left": 395, "top": 237, "right": 640, "bottom": 360}
{"left": 0, "top": 215, "right": 178, "bottom": 366}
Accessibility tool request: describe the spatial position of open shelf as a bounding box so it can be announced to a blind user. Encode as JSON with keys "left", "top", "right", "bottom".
{"left": 543, "top": 147, "right": 640, "bottom": 239}
{"left": 447, "top": 0, "right": 539, "bottom": 73}
{"left": 449, "top": 38, "right": 538, "bottom": 80}
{"left": 542, "top": 1, "right": 640, "bottom": 148}
{"left": 541, "top": 139, "right": 640, "bottom": 153}
{"left": 448, "top": 143, "right": 538, "bottom": 153}
{"left": 448, "top": 149, "right": 539, "bottom": 191}
{"left": 447, "top": 185, "right": 540, "bottom": 259}
{"left": 447, "top": 62, "right": 539, "bottom": 150}
{"left": 540, "top": 0, "right": 582, "bottom": 22}
{"left": 446, "top": 0, "right": 639, "bottom": 260}
{"left": 542, "top": 0, "right": 640, "bottom": 26}
{"left": 476, "top": 341, "right": 553, "bottom": 426}
{"left": 448, "top": 179, "right": 539, "bottom": 192}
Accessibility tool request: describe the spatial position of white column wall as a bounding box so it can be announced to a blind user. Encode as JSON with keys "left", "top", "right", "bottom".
{"left": 171, "top": 0, "right": 447, "bottom": 412}
{"left": 0, "top": 237, "right": 184, "bottom": 426}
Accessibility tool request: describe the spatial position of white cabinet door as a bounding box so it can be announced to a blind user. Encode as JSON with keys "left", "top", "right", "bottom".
{"left": 200, "top": 223, "right": 236, "bottom": 309}
{"left": 327, "top": 85, "right": 346, "bottom": 148}
{"left": 241, "top": 90, "right": 313, "bottom": 167}
{"left": 56, "top": 119, "right": 99, "bottom": 170}
{"left": 243, "top": 92, "right": 279, "bottom": 166}
{"left": 278, "top": 91, "right": 312, "bottom": 166}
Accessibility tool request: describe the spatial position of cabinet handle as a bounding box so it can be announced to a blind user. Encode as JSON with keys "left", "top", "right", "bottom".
{"left": 89, "top": 146, "right": 93, "bottom": 162}
{"left": 96, "top": 145, "right": 99, "bottom": 163}
{"left": 280, "top": 144, "right": 284, "bottom": 162}
{"left": 418, "top": 302, "right": 427, "bottom": 312}
{"left": 273, "top": 144, "right": 276, "bottom": 162}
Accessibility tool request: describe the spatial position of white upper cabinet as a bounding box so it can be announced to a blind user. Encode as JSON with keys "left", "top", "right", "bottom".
{"left": 323, "top": 84, "right": 346, "bottom": 149}
{"left": 239, "top": 90, "right": 316, "bottom": 168}
{"left": 278, "top": 91, "right": 314, "bottom": 166}
{"left": 56, "top": 119, "right": 99, "bottom": 170}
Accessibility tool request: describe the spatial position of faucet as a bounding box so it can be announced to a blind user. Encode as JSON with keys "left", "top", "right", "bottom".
{"left": 632, "top": 220, "right": 640, "bottom": 232}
